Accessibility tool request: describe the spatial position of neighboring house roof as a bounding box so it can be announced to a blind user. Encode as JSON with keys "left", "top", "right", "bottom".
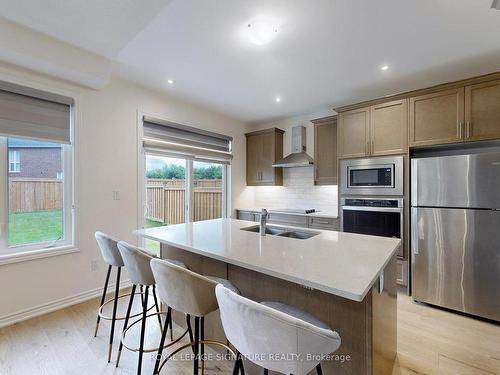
{"left": 8, "top": 138, "right": 61, "bottom": 148}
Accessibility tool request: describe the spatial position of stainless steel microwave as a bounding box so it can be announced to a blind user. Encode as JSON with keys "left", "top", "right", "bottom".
{"left": 340, "top": 156, "right": 404, "bottom": 196}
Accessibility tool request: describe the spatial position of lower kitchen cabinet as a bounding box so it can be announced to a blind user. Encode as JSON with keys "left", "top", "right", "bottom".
{"left": 236, "top": 210, "right": 339, "bottom": 232}
{"left": 236, "top": 210, "right": 258, "bottom": 222}
{"left": 396, "top": 259, "right": 408, "bottom": 286}
{"left": 268, "top": 213, "right": 309, "bottom": 227}
{"left": 309, "top": 216, "right": 339, "bottom": 231}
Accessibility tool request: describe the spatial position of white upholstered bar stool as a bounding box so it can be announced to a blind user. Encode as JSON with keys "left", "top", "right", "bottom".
{"left": 94, "top": 231, "right": 127, "bottom": 362}
{"left": 150, "top": 258, "right": 240, "bottom": 375}
{"left": 215, "top": 284, "right": 342, "bottom": 375}
{"left": 116, "top": 241, "right": 184, "bottom": 375}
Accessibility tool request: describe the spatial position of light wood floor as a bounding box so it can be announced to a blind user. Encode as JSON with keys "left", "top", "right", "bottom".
{"left": 1, "top": 291, "right": 499, "bottom": 375}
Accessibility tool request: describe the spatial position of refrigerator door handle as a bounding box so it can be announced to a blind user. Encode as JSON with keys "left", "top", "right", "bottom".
{"left": 411, "top": 207, "right": 419, "bottom": 255}
{"left": 411, "top": 159, "right": 418, "bottom": 206}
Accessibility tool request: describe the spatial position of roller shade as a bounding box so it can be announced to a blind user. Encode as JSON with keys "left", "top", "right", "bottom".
{"left": 143, "top": 116, "right": 232, "bottom": 161}
{"left": 0, "top": 81, "right": 72, "bottom": 144}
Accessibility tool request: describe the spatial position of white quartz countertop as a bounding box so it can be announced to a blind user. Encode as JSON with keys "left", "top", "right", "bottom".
{"left": 135, "top": 218, "right": 400, "bottom": 302}
{"left": 236, "top": 208, "right": 338, "bottom": 219}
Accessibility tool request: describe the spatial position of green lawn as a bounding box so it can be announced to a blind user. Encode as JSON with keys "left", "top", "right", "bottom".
{"left": 9, "top": 209, "right": 63, "bottom": 246}
{"left": 8, "top": 210, "right": 165, "bottom": 253}
{"left": 144, "top": 218, "right": 163, "bottom": 254}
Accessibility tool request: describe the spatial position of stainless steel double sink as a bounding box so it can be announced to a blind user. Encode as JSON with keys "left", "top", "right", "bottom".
{"left": 240, "top": 225, "right": 319, "bottom": 239}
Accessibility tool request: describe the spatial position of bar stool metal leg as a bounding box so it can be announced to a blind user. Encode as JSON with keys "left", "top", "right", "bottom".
{"left": 115, "top": 284, "right": 137, "bottom": 367}
{"left": 169, "top": 308, "right": 174, "bottom": 341}
{"left": 137, "top": 285, "right": 149, "bottom": 375}
{"left": 239, "top": 356, "right": 245, "bottom": 375}
{"left": 94, "top": 265, "right": 112, "bottom": 337}
{"left": 200, "top": 317, "right": 205, "bottom": 375}
{"left": 108, "top": 266, "right": 121, "bottom": 362}
{"left": 193, "top": 316, "right": 200, "bottom": 375}
{"left": 186, "top": 314, "right": 195, "bottom": 353}
{"left": 152, "top": 285, "right": 163, "bottom": 330}
{"left": 232, "top": 352, "right": 244, "bottom": 375}
{"left": 153, "top": 307, "right": 171, "bottom": 374}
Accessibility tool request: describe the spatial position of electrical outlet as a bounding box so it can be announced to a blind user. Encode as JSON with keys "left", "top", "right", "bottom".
{"left": 91, "top": 259, "right": 100, "bottom": 272}
{"left": 112, "top": 191, "right": 120, "bottom": 200}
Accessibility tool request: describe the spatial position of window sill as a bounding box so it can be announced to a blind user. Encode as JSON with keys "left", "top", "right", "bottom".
{"left": 0, "top": 245, "right": 79, "bottom": 266}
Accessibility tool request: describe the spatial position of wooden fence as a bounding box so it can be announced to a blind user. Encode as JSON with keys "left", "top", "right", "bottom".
{"left": 146, "top": 179, "right": 222, "bottom": 224}
{"left": 8, "top": 177, "right": 221, "bottom": 222}
{"left": 9, "top": 178, "right": 62, "bottom": 213}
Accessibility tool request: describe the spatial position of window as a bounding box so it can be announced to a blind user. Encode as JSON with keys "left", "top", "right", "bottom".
{"left": 141, "top": 117, "right": 231, "bottom": 254}
{"left": 193, "top": 160, "right": 224, "bottom": 221}
{"left": 0, "top": 81, "right": 74, "bottom": 259}
{"left": 8, "top": 150, "right": 20, "bottom": 172}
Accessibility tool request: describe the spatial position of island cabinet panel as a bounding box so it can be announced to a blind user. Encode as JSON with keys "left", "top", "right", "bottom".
{"left": 159, "top": 242, "right": 397, "bottom": 375}
{"left": 409, "top": 88, "right": 464, "bottom": 147}
{"left": 246, "top": 128, "right": 284, "bottom": 186}
{"left": 370, "top": 99, "right": 408, "bottom": 156}
{"left": 371, "top": 254, "right": 398, "bottom": 375}
{"left": 465, "top": 79, "right": 500, "bottom": 142}
{"left": 312, "top": 115, "right": 338, "bottom": 185}
{"left": 160, "top": 244, "right": 228, "bottom": 346}
{"left": 338, "top": 107, "right": 370, "bottom": 159}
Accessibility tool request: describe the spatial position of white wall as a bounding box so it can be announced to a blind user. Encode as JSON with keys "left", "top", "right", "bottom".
{"left": 243, "top": 109, "right": 339, "bottom": 216}
{"left": 0, "top": 62, "right": 250, "bottom": 322}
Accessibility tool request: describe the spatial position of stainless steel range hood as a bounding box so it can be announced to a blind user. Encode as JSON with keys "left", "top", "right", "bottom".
{"left": 272, "top": 126, "right": 314, "bottom": 168}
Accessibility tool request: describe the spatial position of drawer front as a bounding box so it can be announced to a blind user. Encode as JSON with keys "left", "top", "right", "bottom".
{"left": 396, "top": 259, "right": 408, "bottom": 286}
{"left": 237, "top": 211, "right": 258, "bottom": 222}
{"left": 268, "top": 213, "right": 308, "bottom": 227}
{"left": 309, "top": 217, "right": 339, "bottom": 231}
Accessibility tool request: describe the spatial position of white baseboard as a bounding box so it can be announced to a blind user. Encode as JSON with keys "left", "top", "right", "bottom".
{"left": 0, "top": 280, "right": 132, "bottom": 328}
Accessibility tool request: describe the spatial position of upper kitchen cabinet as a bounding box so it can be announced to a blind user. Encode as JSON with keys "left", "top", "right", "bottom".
{"left": 338, "top": 107, "right": 370, "bottom": 159}
{"left": 338, "top": 101, "right": 408, "bottom": 159}
{"left": 465, "top": 79, "right": 500, "bottom": 142}
{"left": 245, "top": 128, "right": 284, "bottom": 186}
{"left": 370, "top": 99, "right": 408, "bottom": 156}
{"left": 409, "top": 88, "right": 465, "bottom": 147}
{"left": 312, "top": 115, "right": 338, "bottom": 185}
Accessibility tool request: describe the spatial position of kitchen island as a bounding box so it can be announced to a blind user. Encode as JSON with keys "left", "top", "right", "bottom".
{"left": 136, "top": 218, "right": 400, "bottom": 375}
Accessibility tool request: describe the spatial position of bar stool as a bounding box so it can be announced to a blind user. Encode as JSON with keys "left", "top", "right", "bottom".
{"left": 215, "top": 284, "right": 342, "bottom": 375}
{"left": 150, "top": 258, "right": 240, "bottom": 375}
{"left": 116, "top": 241, "right": 180, "bottom": 375}
{"left": 94, "top": 231, "right": 128, "bottom": 363}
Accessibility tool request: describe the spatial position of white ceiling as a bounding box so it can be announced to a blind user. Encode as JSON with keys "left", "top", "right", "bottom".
{"left": 0, "top": 0, "right": 173, "bottom": 58}
{"left": 1, "top": 0, "right": 500, "bottom": 123}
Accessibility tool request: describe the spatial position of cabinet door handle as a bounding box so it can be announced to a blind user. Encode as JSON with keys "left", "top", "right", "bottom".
{"left": 315, "top": 220, "right": 331, "bottom": 225}
{"left": 366, "top": 141, "right": 370, "bottom": 155}
{"left": 458, "top": 122, "right": 463, "bottom": 139}
{"left": 371, "top": 140, "right": 374, "bottom": 155}
{"left": 466, "top": 122, "right": 471, "bottom": 139}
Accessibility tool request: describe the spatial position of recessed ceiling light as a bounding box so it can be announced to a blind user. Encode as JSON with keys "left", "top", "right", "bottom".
{"left": 167, "top": 79, "right": 174, "bottom": 84}
{"left": 275, "top": 96, "right": 281, "bottom": 103}
{"left": 381, "top": 65, "right": 389, "bottom": 71}
{"left": 245, "top": 17, "right": 279, "bottom": 45}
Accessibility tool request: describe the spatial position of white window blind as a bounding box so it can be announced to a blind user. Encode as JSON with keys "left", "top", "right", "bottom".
{"left": 0, "top": 81, "right": 73, "bottom": 144}
{"left": 143, "top": 116, "right": 232, "bottom": 163}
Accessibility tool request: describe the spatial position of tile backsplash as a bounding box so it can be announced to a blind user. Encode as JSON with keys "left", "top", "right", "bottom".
{"left": 243, "top": 167, "right": 338, "bottom": 215}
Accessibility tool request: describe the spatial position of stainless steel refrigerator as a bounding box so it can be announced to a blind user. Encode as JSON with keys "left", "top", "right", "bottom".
{"left": 411, "top": 151, "right": 500, "bottom": 321}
